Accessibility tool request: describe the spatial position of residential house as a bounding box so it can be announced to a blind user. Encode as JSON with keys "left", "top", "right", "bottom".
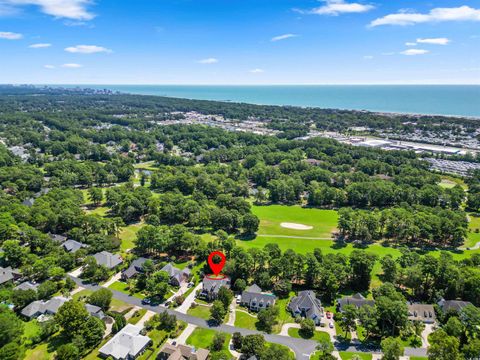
{"left": 437, "top": 298, "right": 473, "bottom": 314}
{"left": 122, "top": 257, "right": 149, "bottom": 281}
{"left": 158, "top": 343, "right": 210, "bottom": 360}
{"left": 22, "top": 198, "right": 35, "bottom": 207}
{"left": 21, "top": 296, "right": 69, "bottom": 319}
{"left": 0, "top": 266, "right": 22, "bottom": 285}
{"left": 14, "top": 281, "right": 39, "bottom": 292}
{"left": 287, "top": 290, "right": 323, "bottom": 325}
{"left": 85, "top": 304, "right": 106, "bottom": 320}
{"left": 99, "top": 324, "right": 151, "bottom": 360}
{"left": 63, "top": 239, "right": 86, "bottom": 253}
{"left": 240, "top": 284, "right": 276, "bottom": 311}
{"left": 407, "top": 303, "right": 436, "bottom": 324}
{"left": 94, "top": 251, "right": 123, "bottom": 270}
{"left": 199, "top": 276, "right": 230, "bottom": 301}
{"left": 49, "top": 234, "right": 67, "bottom": 244}
{"left": 160, "top": 263, "right": 191, "bottom": 286}
{"left": 337, "top": 293, "right": 375, "bottom": 312}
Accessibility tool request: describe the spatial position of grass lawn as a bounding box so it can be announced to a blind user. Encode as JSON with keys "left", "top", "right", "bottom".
{"left": 128, "top": 308, "right": 148, "bottom": 324}
{"left": 119, "top": 222, "right": 144, "bottom": 251}
{"left": 273, "top": 294, "right": 295, "bottom": 333}
{"left": 74, "top": 288, "right": 132, "bottom": 313}
{"left": 108, "top": 280, "right": 145, "bottom": 299}
{"left": 234, "top": 310, "right": 258, "bottom": 330}
{"left": 409, "top": 357, "right": 428, "bottom": 360}
{"left": 24, "top": 333, "right": 69, "bottom": 360}
{"left": 187, "top": 304, "right": 211, "bottom": 320}
{"left": 87, "top": 206, "right": 109, "bottom": 217}
{"left": 466, "top": 214, "right": 480, "bottom": 248}
{"left": 339, "top": 352, "right": 373, "bottom": 360}
{"left": 134, "top": 161, "right": 158, "bottom": 171}
{"left": 186, "top": 328, "right": 232, "bottom": 357}
{"left": 23, "top": 319, "right": 41, "bottom": 340}
{"left": 287, "top": 328, "right": 330, "bottom": 342}
{"left": 252, "top": 205, "right": 338, "bottom": 238}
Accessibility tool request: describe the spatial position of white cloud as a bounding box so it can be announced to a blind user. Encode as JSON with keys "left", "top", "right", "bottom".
{"left": 1, "top": 0, "right": 95, "bottom": 20}
{"left": 305, "top": 0, "right": 374, "bottom": 16}
{"left": 417, "top": 37, "right": 450, "bottom": 45}
{"left": 61, "top": 63, "right": 82, "bottom": 68}
{"left": 370, "top": 6, "right": 480, "bottom": 27}
{"left": 363, "top": 55, "right": 373, "bottom": 59}
{"left": 0, "top": 31, "right": 22, "bottom": 39}
{"left": 400, "top": 49, "right": 429, "bottom": 56}
{"left": 29, "top": 43, "right": 51, "bottom": 48}
{"left": 44, "top": 64, "right": 55, "bottom": 68}
{"left": 271, "top": 33, "right": 297, "bottom": 42}
{"left": 405, "top": 42, "right": 417, "bottom": 46}
{"left": 65, "top": 45, "right": 111, "bottom": 54}
{"left": 197, "top": 58, "right": 218, "bottom": 64}
{"left": 249, "top": 68, "right": 264, "bottom": 73}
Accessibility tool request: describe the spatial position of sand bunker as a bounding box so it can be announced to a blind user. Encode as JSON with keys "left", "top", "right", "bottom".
{"left": 280, "top": 222, "right": 313, "bottom": 230}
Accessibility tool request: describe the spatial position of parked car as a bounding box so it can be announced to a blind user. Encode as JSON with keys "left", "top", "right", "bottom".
{"left": 236, "top": 295, "right": 241, "bottom": 304}
{"left": 326, "top": 312, "right": 332, "bottom": 319}
{"left": 141, "top": 298, "right": 151, "bottom": 305}
{"left": 165, "top": 301, "right": 172, "bottom": 307}
{"left": 187, "top": 282, "right": 194, "bottom": 288}
{"left": 329, "top": 322, "right": 334, "bottom": 329}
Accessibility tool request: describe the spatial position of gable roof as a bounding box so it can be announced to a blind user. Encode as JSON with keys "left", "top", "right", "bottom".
{"left": 99, "top": 324, "right": 151, "bottom": 359}
{"left": 160, "top": 263, "right": 190, "bottom": 283}
{"left": 159, "top": 343, "right": 210, "bottom": 360}
{"left": 338, "top": 293, "right": 375, "bottom": 311}
{"left": 407, "top": 303, "right": 436, "bottom": 322}
{"left": 0, "top": 267, "right": 21, "bottom": 285}
{"left": 438, "top": 298, "right": 473, "bottom": 313}
{"left": 14, "top": 281, "right": 39, "bottom": 291}
{"left": 49, "top": 234, "right": 67, "bottom": 244}
{"left": 21, "top": 296, "right": 69, "bottom": 318}
{"left": 202, "top": 276, "right": 230, "bottom": 294}
{"left": 241, "top": 284, "right": 276, "bottom": 307}
{"left": 93, "top": 251, "right": 123, "bottom": 269}
{"left": 288, "top": 290, "right": 323, "bottom": 320}
{"left": 63, "top": 240, "right": 86, "bottom": 253}
{"left": 122, "top": 258, "right": 149, "bottom": 279}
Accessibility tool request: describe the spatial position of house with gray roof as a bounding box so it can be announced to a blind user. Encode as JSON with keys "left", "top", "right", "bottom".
{"left": 407, "top": 303, "right": 436, "bottom": 324}
{"left": 49, "top": 233, "right": 67, "bottom": 244}
{"left": 85, "top": 304, "right": 106, "bottom": 320}
{"left": 437, "top": 298, "right": 473, "bottom": 314}
{"left": 240, "top": 284, "right": 276, "bottom": 311}
{"left": 21, "top": 296, "right": 69, "bottom": 319}
{"left": 160, "top": 263, "right": 191, "bottom": 286}
{"left": 14, "top": 281, "right": 39, "bottom": 292}
{"left": 0, "top": 266, "right": 22, "bottom": 285}
{"left": 337, "top": 293, "right": 375, "bottom": 312}
{"left": 288, "top": 290, "right": 323, "bottom": 325}
{"left": 99, "top": 323, "right": 151, "bottom": 360}
{"left": 199, "top": 275, "right": 230, "bottom": 301}
{"left": 121, "top": 257, "right": 149, "bottom": 281}
{"left": 63, "top": 239, "right": 86, "bottom": 253}
{"left": 93, "top": 251, "right": 123, "bottom": 269}
{"left": 22, "top": 198, "right": 35, "bottom": 207}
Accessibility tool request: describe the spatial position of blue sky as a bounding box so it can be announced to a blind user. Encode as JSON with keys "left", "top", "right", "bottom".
{"left": 0, "top": 0, "right": 479, "bottom": 84}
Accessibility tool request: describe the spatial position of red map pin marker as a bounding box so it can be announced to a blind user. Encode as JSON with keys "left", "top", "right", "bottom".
{"left": 208, "top": 251, "right": 226, "bottom": 276}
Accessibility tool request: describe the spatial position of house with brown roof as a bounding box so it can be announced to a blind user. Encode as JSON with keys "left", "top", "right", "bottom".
{"left": 158, "top": 343, "right": 209, "bottom": 360}
{"left": 407, "top": 303, "right": 436, "bottom": 324}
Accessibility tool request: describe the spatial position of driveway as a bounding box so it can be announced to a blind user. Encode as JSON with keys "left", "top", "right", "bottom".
{"left": 68, "top": 275, "right": 318, "bottom": 359}
{"left": 173, "top": 323, "right": 197, "bottom": 345}
{"left": 102, "top": 271, "right": 122, "bottom": 288}
{"left": 176, "top": 283, "right": 202, "bottom": 314}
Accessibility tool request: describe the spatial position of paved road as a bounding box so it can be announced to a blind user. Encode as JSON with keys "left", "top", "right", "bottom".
{"left": 69, "top": 276, "right": 317, "bottom": 359}
{"left": 70, "top": 275, "right": 423, "bottom": 359}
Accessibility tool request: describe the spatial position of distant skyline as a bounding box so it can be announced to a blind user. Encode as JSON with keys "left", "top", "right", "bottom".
{"left": 0, "top": 0, "right": 479, "bottom": 85}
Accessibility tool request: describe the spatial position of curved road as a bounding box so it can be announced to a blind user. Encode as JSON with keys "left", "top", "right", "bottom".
{"left": 69, "top": 276, "right": 423, "bottom": 359}
{"left": 69, "top": 276, "right": 317, "bottom": 359}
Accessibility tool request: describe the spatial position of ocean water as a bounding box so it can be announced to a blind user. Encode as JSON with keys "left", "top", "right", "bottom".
{"left": 68, "top": 85, "right": 480, "bottom": 118}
